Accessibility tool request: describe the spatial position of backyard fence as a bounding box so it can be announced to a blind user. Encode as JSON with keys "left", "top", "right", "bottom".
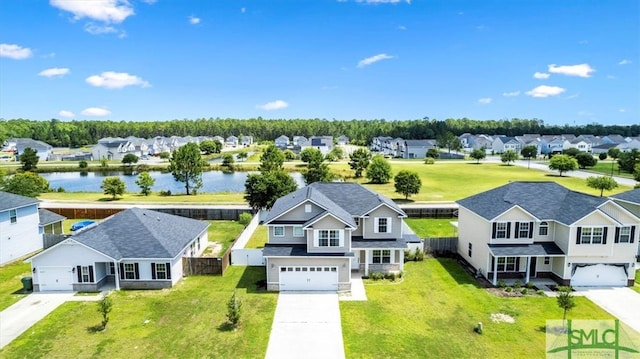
{"left": 183, "top": 257, "right": 225, "bottom": 275}
{"left": 231, "top": 249, "right": 265, "bottom": 265}
{"left": 423, "top": 237, "right": 458, "bottom": 256}
{"left": 43, "top": 234, "right": 67, "bottom": 249}
{"left": 400, "top": 207, "right": 458, "bottom": 218}
{"left": 45, "top": 207, "right": 252, "bottom": 220}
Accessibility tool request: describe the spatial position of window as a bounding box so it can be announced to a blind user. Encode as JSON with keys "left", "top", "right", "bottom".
{"left": 544, "top": 257, "right": 550, "bottom": 265}
{"left": 517, "top": 222, "right": 530, "bottom": 238}
{"left": 616, "top": 226, "right": 633, "bottom": 243}
{"left": 109, "top": 262, "right": 115, "bottom": 275}
{"left": 372, "top": 250, "right": 391, "bottom": 264}
{"left": 318, "top": 230, "right": 340, "bottom": 247}
{"left": 354, "top": 218, "right": 360, "bottom": 226}
{"left": 539, "top": 222, "right": 549, "bottom": 236}
{"left": 496, "top": 257, "right": 517, "bottom": 272}
{"left": 305, "top": 204, "right": 312, "bottom": 213}
{"left": 124, "top": 263, "right": 136, "bottom": 280}
{"left": 9, "top": 209, "right": 17, "bottom": 224}
{"left": 468, "top": 243, "right": 472, "bottom": 257}
{"left": 274, "top": 226, "right": 284, "bottom": 237}
{"left": 155, "top": 263, "right": 168, "bottom": 279}
{"left": 494, "top": 222, "right": 508, "bottom": 239}
{"left": 293, "top": 226, "right": 304, "bottom": 237}
{"left": 375, "top": 217, "right": 391, "bottom": 233}
{"left": 76, "top": 265, "right": 94, "bottom": 283}
{"left": 580, "top": 227, "right": 605, "bottom": 244}
{"left": 81, "top": 266, "right": 90, "bottom": 282}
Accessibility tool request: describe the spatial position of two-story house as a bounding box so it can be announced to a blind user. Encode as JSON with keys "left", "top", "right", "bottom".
{"left": 456, "top": 182, "right": 639, "bottom": 287}
{"left": 1, "top": 192, "right": 42, "bottom": 265}
{"left": 262, "top": 182, "right": 408, "bottom": 291}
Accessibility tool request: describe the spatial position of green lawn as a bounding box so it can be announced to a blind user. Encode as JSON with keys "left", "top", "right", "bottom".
{"left": 39, "top": 191, "right": 246, "bottom": 204}
{"left": 341, "top": 259, "right": 616, "bottom": 358}
{"left": 0, "top": 261, "right": 31, "bottom": 311}
{"left": 0, "top": 266, "right": 277, "bottom": 359}
{"left": 633, "top": 270, "right": 640, "bottom": 294}
{"left": 207, "top": 220, "right": 246, "bottom": 254}
{"left": 583, "top": 161, "right": 633, "bottom": 179}
{"left": 245, "top": 225, "right": 268, "bottom": 249}
{"left": 405, "top": 218, "right": 458, "bottom": 238}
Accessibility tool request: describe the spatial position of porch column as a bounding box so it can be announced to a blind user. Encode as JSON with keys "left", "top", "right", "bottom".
{"left": 398, "top": 249, "right": 404, "bottom": 271}
{"left": 525, "top": 256, "right": 530, "bottom": 284}
{"left": 492, "top": 255, "right": 498, "bottom": 286}
{"left": 364, "top": 250, "right": 369, "bottom": 276}
{"left": 114, "top": 261, "right": 120, "bottom": 290}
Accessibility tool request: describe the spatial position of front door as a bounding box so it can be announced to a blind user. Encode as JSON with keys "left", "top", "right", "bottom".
{"left": 351, "top": 251, "right": 360, "bottom": 270}
{"left": 529, "top": 257, "right": 537, "bottom": 278}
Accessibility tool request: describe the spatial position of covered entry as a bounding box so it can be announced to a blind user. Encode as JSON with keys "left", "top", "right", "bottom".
{"left": 487, "top": 243, "right": 565, "bottom": 286}
{"left": 279, "top": 266, "right": 338, "bottom": 291}
{"left": 571, "top": 264, "right": 628, "bottom": 287}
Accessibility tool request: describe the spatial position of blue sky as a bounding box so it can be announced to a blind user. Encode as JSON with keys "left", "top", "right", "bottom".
{"left": 0, "top": 0, "right": 638, "bottom": 126}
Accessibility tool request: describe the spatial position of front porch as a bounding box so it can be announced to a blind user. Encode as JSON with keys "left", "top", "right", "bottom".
{"left": 486, "top": 242, "right": 566, "bottom": 286}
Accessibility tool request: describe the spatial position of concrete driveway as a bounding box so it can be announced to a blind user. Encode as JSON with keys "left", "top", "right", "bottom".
{"left": 576, "top": 287, "right": 640, "bottom": 334}
{"left": 0, "top": 292, "right": 75, "bottom": 349}
{"left": 265, "top": 292, "right": 345, "bottom": 359}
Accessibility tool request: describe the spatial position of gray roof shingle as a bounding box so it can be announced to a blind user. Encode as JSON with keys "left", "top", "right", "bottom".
{"left": 351, "top": 237, "right": 407, "bottom": 249}
{"left": 0, "top": 191, "right": 39, "bottom": 212}
{"left": 72, "top": 208, "right": 209, "bottom": 260}
{"left": 611, "top": 189, "right": 640, "bottom": 205}
{"left": 488, "top": 242, "right": 565, "bottom": 257}
{"left": 263, "top": 244, "right": 352, "bottom": 257}
{"left": 39, "top": 209, "right": 66, "bottom": 226}
{"left": 457, "top": 182, "right": 607, "bottom": 225}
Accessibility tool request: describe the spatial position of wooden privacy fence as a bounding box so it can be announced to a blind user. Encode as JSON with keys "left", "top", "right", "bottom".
{"left": 45, "top": 207, "right": 252, "bottom": 220}
{"left": 401, "top": 207, "right": 458, "bottom": 218}
{"left": 423, "top": 237, "right": 458, "bottom": 255}
{"left": 183, "top": 248, "right": 232, "bottom": 275}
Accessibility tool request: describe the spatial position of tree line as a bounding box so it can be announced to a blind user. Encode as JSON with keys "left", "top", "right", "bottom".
{"left": 1, "top": 117, "right": 638, "bottom": 148}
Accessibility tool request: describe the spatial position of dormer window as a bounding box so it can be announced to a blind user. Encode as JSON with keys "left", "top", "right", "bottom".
{"left": 539, "top": 222, "right": 549, "bottom": 236}
{"left": 274, "top": 226, "right": 284, "bottom": 237}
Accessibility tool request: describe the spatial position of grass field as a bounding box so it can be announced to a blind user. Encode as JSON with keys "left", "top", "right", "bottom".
{"left": 405, "top": 218, "right": 458, "bottom": 238}
{"left": 206, "top": 220, "right": 246, "bottom": 254}
{"left": 39, "top": 191, "right": 246, "bottom": 203}
{"left": 341, "top": 259, "right": 616, "bottom": 358}
{"left": 0, "top": 261, "right": 31, "bottom": 311}
{"left": 0, "top": 266, "right": 276, "bottom": 359}
{"left": 634, "top": 270, "right": 640, "bottom": 294}
{"left": 583, "top": 161, "right": 634, "bottom": 179}
{"left": 245, "top": 225, "right": 268, "bottom": 249}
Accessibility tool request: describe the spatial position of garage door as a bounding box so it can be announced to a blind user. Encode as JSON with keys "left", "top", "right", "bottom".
{"left": 571, "top": 264, "right": 628, "bottom": 287}
{"left": 38, "top": 267, "right": 74, "bottom": 291}
{"left": 279, "top": 266, "right": 338, "bottom": 291}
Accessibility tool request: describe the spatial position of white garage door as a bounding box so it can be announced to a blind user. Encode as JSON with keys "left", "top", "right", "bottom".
{"left": 279, "top": 266, "right": 338, "bottom": 291}
{"left": 571, "top": 264, "right": 628, "bottom": 287}
{"left": 38, "top": 267, "right": 74, "bottom": 291}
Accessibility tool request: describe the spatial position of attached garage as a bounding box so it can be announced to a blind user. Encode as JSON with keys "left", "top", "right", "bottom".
{"left": 279, "top": 266, "right": 338, "bottom": 291}
{"left": 37, "top": 267, "right": 74, "bottom": 291}
{"left": 571, "top": 264, "right": 628, "bottom": 287}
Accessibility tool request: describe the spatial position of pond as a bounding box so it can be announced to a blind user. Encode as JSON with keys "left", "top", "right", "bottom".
{"left": 40, "top": 170, "right": 304, "bottom": 194}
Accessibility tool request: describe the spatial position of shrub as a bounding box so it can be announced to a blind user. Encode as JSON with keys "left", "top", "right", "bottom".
{"left": 56, "top": 186, "right": 65, "bottom": 192}
{"left": 78, "top": 160, "right": 88, "bottom": 169}
{"left": 505, "top": 287, "right": 513, "bottom": 292}
{"left": 97, "top": 295, "right": 113, "bottom": 330}
{"left": 536, "top": 289, "right": 545, "bottom": 295}
{"left": 520, "top": 288, "right": 528, "bottom": 295}
{"left": 159, "top": 189, "right": 172, "bottom": 196}
{"left": 404, "top": 250, "right": 415, "bottom": 262}
{"left": 513, "top": 280, "right": 522, "bottom": 289}
{"left": 397, "top": 271, "right": 403, "bottom": 279}
{"left": 414, "top": 248, "right": 425, "bottom": 261}
{"left": 226, "top": 291, "right": 242, "bottom": 329}
{"left": 526, "top": 281, "right": 535, "bottom": 289}
{"left": 497, "top": 279, "right": 507, "bottom": 288}
{"left": 238, "top": 212, "right": 253, "bottom": 226}
{"left": 424, "top": 157, "right": 435, "bottom": 165}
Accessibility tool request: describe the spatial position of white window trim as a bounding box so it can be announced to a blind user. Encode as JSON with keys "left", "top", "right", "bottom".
{"left": 304, "top": 204, "right": 312, "bottom": 213}
{"left": 518, "top": 222, "right": 530, "bottom": 239}
{"left": 124, "top": 263, "right": 136, "bottom": 280}
{"left": 580, "top": 227, "right": 604, "bottom": 244}
{"left": 374, "top": 217, "right": 392, "bottom": 234}
{"left": 81, "top": 266, "right": 90, "bottom": 283}
{"left": 618, "top": 226, "right": 632, "bottom": 243}
{"left": 495, "top": 222, "right": 507, "bottom": 239}
{"left": 372, "top": 249, "right": 392, "bottom": 264}
{"left": 293, "top": 226, "right": 304, "bottom": 237}
{"left": 539, "top": 222, "right": 549, "bottom": 236}
{"left": 314, "top": 229, "right": 343, "bottom": 247}
{"left": 9, "top": 209, "right": 17, "bottom": 224}
{"left": 274, "top": 226, "right": 285, "bottom": 237}
{"left": 155, "top": 263, "right": 168, "bottom": 280}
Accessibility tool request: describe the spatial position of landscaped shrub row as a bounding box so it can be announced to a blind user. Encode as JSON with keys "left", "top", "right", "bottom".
{"left": 362, "top": 271, "right": 404, "bottom": 281}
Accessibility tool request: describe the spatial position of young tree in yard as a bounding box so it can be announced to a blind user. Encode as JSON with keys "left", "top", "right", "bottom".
{"left": 258, "top": 145, "right": 285, "bottom": 173}
{"left": 426, "top": 148, "right": 440, "bottom": 159}
{"left": 394, "top": 170, "right": 422, "bottom": 200}
{"left": 366, "top": 155, "right": 392, "bottom": 184}
{"left": 618, "top": 149, "right": 640, "bottom": 174}
{"left": 168, "top": 142, "right": 204, "bottom": 195}
{"left": 222, "top": 154, "right": 235, "bottom": 169}
{"left": 598, "top": 153, "right": 607, "bottom": 161}
{"left": 469, "top": 149, "right": 486, "bottom": 164}
{"left": 608, "top": 148, "right": 621, "bottom": 175}
{"left": 102, "top": 177, "right": 126, "bottom": 199}
{"left": 575, "top": 152, "right": 597, "bottom": 169}
{"left": 586, "top": 176, "right": 618, "bottom": 197}
{"left": 562, "top": 148, "right": 580, "bottom": 158}
{"left": 244, "top": 170, "right": 297, "bottom": 210}
{"left": 300, "top": 147, "right": 324, "bottom": 164}
{"left": 520, "top": 145, "right": 538, "bottom": 169}
{"left": 348, "top": 148, "right": 372, "bottom": 178}
{"left": 236, "top": 152, "right": 248, "bottom": 162}
{"left": 19, "top": 147, "right": 39, "bottom": 171}
{"left": 283, "top": 149, "right": 296, "bottom": 161}
{"left": 3, "top": 172, "right": 50, "bottom": 197}
{"left": 226, "top": 290, "right": 242, "bottom": 330}
{"left": 500, "top": 150, "right": 518, "bottom": 165}
{"left": 159, "top": 152, "right": 170, "bottom": 160}
{"left": 121, "top": 153, "right": 139, "bottom": 167}
{"left": 327, "top": 147, "right": 344, "bottom": 161}
{"left": 135, "top": 171, "right": 155, "bottom": 196}
{"left": 549, "top": 154, "right": 578, "bottom": 176}
{"left": 199, "top": 139, "right": 222, "bottom": 155}
{"left": 97, "top": 295, "right": 113, "bottom": 330}
{"left": 556, "top": 286, "right": 575, "bottom": 328}
{"left": 635, "top": 165, "right": 640, "bottom": 183}
{"left": 301, "top": 148, "right": 332, "bottom": 184}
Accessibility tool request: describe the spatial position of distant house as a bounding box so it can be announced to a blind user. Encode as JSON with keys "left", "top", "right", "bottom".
{"left": 300, "top": 136, "right": 333, "bottom": 155}
{"left": 292, "top": 136, "right": 308, "bottom": 147}
{"left": 92, "top": 140, "right": 136, "bottom": 161}
{"left": 400, "top": 139, "right": 437, "bottom": 159}
{"left": 240, "top": 135, "right": 254, "bottom": 147}
{"left": 337, "top": 135, "right": 349, "bottom": 145}
{"left": 370, "top": 136, "right": 392, "bottom": 152}
{"left": 564, "top": 138, "right": 592, "bottom": 153}
{"left": 275, "top": 135, "right": 290, "bottom": 148}
{"left": 29, "top": 208, "right": 209, "bottom": 292}
{"left": 602, "top": 135, "right": 626, "bottom": 144}
{"left": 492, "top": 136, "right": 522, "bottom": 154}
{"left": 226, "top": 136, "right": 239, "bottom": 147}
{"left": 3, "top": 138, "right": 53, "bottom": 162}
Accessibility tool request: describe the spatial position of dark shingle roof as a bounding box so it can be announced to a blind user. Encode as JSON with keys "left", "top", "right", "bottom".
{"left": 0, "top": 191, "right": 39, "bottom": 212}
{"left": 488, "top": 242, "right": 565, "bottom": 257}
{"left": 72, "top": 208, "right": 209, "bottom": 260}
{"left": 611, "top": 189, "right": 640, "bottom": 205}
{"left": 351, "top": 237, "right": 407, "bottom": 249}
{"left": 263, "top": 244, "right": 352, "bottom": 257}
{"left": 39, "top": 209, "right": 66, "bottom": 226}
{"left": 457, "top": 182, "right": 607, "bottom": 225}
{"left": 265, "top": 182, "right": 405, "bottom": 225}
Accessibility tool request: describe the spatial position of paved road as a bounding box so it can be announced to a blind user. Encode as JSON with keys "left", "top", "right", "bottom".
{"left": 265, "top": 292, "right": 345, "bottom": 359}
{"left": 576, "top": 287, "right": 640, "bottom": 334}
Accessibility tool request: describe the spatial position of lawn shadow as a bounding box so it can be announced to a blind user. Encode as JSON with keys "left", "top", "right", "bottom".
{"left": 236, "top": 266, "right": 268, "bottom": 294}
{"left": 217, "top": 322, "right": 236, "bottom": 332}
{"left": 97, "top": 197, "right": 121, "bottom": 202}
{"left": 11, "top": 288, "right": 30, "bottom": 295}
{"left": 86, "top": 324, "right": 104, "bottom": 334}
{"left": 544, "top": 173, "right": 562, "bottom": 177}
{"left": 393, "top": 198, "right": 416, "bottom": 204}
{"left": 436, "top": 257, "right": 484, "bottom": 289}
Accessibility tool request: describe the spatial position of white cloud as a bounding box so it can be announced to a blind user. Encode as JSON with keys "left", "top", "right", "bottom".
{"left": 0, "top": 43, "right": 33, "bottom": 59}
{"left": 619, "top": 108, "right": 626, "bottom": 113}
{"left": 84, "top": 23, "right": 120, "bottom": 35}
{"left": 478, "top": 98, "right": 492, "bottom": 104}
{"left": 86, "top": 71, "right": 150, "bottom": 89}
{"left": 189, "top": 16, "right": 201, "bottom": 25}
{"left": 548, "top": 63, "right": 595, "bottom": 78}
{"left": 357, "top": 53, "right": 394, "bottom": 68}
{"left": 397, "top": 25, "right": 406, "bottom": 30}
{"left": 525, "top": 85, "right": 566, "bottom": 98}
{"left": 50, "top": 0, "right": 134, "bottom": 23}
{"left": 355, "top": 0, "right": 411, "bottom": 3}
{"left": 58, "top": 110, "right": 75, "bottom": 118}
{"left": 241, "top": 7, "right": 246, "bottom": 13}
{"left": 81, "top": 107, "right": 111, "bottom": 116}
{"left": 38, "top": 67, "right": 70, "bottom": 77}
{"left": 502, "top": 91, "right": 520, "bottom": 97}
{"left": 533, "top": 72, "right": 550, "bottom": 79}
{"left": 257, "top": 100, "right": 289, "bottom": 110}
{"left": 618, "top": 59, "right": 631, "bottom": 65}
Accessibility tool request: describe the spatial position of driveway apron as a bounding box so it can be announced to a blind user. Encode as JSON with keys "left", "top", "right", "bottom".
{"left": 0, "top": 292, "right": 74, "bottom": 349}
{"left": 577, "top": 287, "right": 640, "bottom": 334}
{"left": 266, "top": 292, "right": 345, "bottom": 359}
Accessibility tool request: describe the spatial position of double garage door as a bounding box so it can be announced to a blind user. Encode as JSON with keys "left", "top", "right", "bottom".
{"left": 279, "top": 266, "right": 338, "bottom": 291}
{"left": 571, "top": 264, "right": 628, "bottom": 287}
{"left": 37, "top": 267, "right": 74, "bottom": 291}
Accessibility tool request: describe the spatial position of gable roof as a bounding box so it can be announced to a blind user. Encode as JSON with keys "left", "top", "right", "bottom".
{"left": 457, "top": 182, "right": 608, "bottom": 224}
{"left": 404, "top": 139, "right": 436, "bottom": 147}
{"left": 39, "top": 209, "right": 66, "bottom": 226}
{"left": 0, "top": 191, "right": 39, "bottom": 212}
{"left": 265, "top": 182, "right": 405, "bottom": 225}
{"left": 71, "top": 208, "right": 209, "bottom": 260}
{"left": 611, "top": 189, "right": 640, "bottom": 205}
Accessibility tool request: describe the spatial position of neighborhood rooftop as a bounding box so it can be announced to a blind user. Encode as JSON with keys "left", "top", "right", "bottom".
{"left": 0, "top": 191, "right": 40, "bottom": 212}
